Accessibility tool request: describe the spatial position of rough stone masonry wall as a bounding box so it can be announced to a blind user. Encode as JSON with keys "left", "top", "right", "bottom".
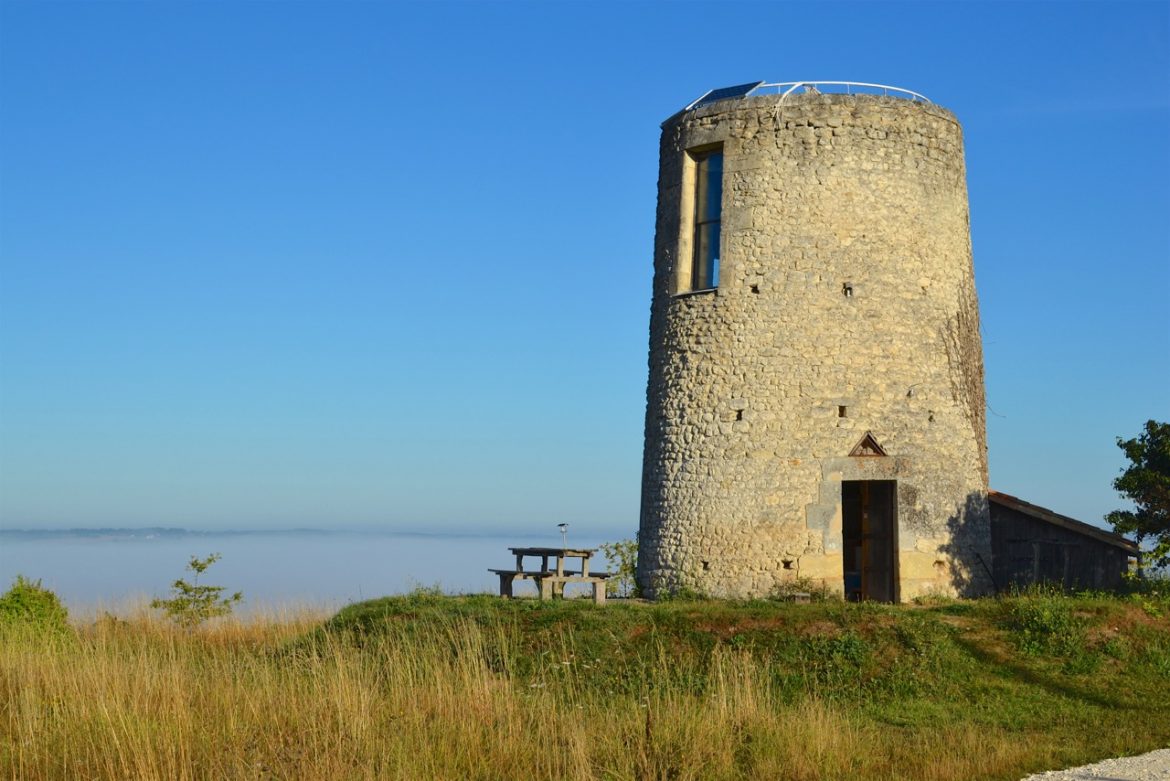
{"left": 637, "top": 93, "right": 991, "bottom": 601}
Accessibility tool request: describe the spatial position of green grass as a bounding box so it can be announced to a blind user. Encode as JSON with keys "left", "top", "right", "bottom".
{"left": 316, "top": 591, "right": 1170, "bottom": 770}
{"left": 2, "top": 590, "right": 1168, "bottom": 780}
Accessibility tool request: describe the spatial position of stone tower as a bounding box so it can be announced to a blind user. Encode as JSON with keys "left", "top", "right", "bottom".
{"left": 637, "top": 82, "right": 991, "bottom": 602}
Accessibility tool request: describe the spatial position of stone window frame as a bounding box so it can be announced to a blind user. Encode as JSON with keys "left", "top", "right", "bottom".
{"left": 675, "top": 143, "right": 724, "bottom": 295}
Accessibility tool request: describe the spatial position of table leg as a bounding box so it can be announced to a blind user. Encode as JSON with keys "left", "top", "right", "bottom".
{"left": 592, "top": 580, "right": 606, "bottom": 606}
{"left": 581, "top": 556, "right": 590, "bottom": 577}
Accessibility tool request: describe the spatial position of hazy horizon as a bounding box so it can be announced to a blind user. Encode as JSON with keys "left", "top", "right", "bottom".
{"left": 0, "top": 527, "right": 624, "bottom": 611}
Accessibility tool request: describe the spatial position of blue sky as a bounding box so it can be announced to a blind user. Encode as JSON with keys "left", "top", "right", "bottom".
{"left": 1, "top": 0, "right": 1166, "bottom": 535}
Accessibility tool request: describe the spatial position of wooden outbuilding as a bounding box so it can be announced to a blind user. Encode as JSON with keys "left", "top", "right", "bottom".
{"left": 989, "top": 490, "right": 1139, "bottom": 592}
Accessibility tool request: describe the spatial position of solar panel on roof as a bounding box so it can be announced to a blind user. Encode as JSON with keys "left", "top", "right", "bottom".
{"left": 687, "top": 81, "right": 765, "bottom": 111}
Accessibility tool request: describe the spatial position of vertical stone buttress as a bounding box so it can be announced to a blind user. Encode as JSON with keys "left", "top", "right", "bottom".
{"left": 637, "top": 92, "right": 991, "bottom": 601}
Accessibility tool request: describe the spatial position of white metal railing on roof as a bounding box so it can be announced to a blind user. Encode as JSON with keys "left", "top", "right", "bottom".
{"left": 752, "top": 81, "right": 930, "bottom": 103}
{"left": 682, "top": 81, "right": 931, "bottom": 113}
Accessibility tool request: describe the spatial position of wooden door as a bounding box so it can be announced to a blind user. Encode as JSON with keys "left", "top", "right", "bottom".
{"left": 842, "top": 480, "right": 898, "bottom": 602}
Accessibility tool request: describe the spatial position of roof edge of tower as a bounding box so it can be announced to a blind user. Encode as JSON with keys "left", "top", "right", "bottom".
{"left": 662, "top": 81, "right": 938, "bottom": 127}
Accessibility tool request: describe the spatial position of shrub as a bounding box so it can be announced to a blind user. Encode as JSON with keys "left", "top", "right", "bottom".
{"left": 0, "top": 575, "right": 69, "bottom": 631}
{"left": 151, "top": 553, "right": 242, "bottom": 628}
{"left": 1122, "top": 572, "right": 1170, "bottom": 617}
{"left": 1002, "top": 586, "right": 1086, "bottom": 657}
{"left": 599, "top": 537, "right": 640, "bottom": 598}
{"left": 656, "top": 584, "right": 709, "bottom": 601}
{"left": 770, "top": 575, "right": 839, "bottom": 602}
{"left": 1000, "top": 586, "right": 1102, "bottom": 673}
{"left": 910, "top": 590, "right": 958, "bottom": 607}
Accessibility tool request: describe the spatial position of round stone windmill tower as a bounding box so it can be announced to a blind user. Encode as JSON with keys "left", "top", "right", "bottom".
{"left": 637, "top": 82, "right": 991, "bottom": 602}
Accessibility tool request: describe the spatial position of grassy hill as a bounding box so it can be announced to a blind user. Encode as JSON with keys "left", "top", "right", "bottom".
{"left": 3, "top": 588, "right": 1168, "bottom": 780}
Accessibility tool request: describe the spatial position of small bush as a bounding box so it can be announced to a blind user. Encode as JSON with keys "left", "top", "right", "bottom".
{"left": 1001, "top": 586, "right": 1099, "bottom": 671}
{"left": 911, "top": 590, "right": 958, "bottom": 607}
{"left": 657, "top": 584, "right": 709, "bottom": 602}
{"left": 1122, "top": 572, "right": 1170, "bottom": 617}
{"left": 599, "top": 537, "right": 639, "bottom": 598}
{"left": 405, "top": 583, "right": 445, "bottom": 600}
{"left": 770, "top": 575, "right": 838, "bottom": 602}
{"left": 0, "top": 575, "right": 69, "bottom": 631}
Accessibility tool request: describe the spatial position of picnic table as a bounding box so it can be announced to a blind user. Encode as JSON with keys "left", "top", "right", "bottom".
{"left": 490, "top": 547, "right": 611, "bottom": 605}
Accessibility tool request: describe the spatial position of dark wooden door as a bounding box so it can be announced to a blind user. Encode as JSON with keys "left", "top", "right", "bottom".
{"left": 842, "top": 480, "right": 898, "bottom": 602}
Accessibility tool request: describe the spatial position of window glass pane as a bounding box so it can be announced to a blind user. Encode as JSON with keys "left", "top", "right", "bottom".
{"left": 693, "top": 222, "right": 720, "bottom": 289}
{"left": 695, "top": 152, "right": 723, "bottom": 224}
{"left": 693, "top": 224, "right": 711, "bottom": 289}
{"left": 705, "top": 221, "right": 720, "bottom": 288}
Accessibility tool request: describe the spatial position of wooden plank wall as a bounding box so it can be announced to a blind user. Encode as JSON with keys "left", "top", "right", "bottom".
{"left": 989, "top": 504, "right": 1130, "bottom": 592}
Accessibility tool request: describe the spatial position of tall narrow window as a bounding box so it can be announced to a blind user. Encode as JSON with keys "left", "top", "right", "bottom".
{"left": 691, "top": 148, "right": 722, "bottom": 290}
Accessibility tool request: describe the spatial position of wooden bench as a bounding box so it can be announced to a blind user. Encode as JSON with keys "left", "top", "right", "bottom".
{"left": 489, "top": 568, "right": 613, "bottom": 604}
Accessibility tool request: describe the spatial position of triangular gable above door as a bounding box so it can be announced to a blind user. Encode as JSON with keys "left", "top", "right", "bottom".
{"left": 849, "top": 431, "right": 888, "bottom": 457}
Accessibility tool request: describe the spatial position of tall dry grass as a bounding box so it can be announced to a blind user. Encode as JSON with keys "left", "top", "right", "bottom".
{"left": 0, "top": 609, "right": 1049, "bottom": 781}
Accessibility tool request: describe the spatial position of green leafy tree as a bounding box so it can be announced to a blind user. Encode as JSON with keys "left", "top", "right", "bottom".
{"left": 1106, "top": 420, "right": 1170, "bottom": 569}
{"left": 151, "top": 553, "right": 242, "bottom": 627}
